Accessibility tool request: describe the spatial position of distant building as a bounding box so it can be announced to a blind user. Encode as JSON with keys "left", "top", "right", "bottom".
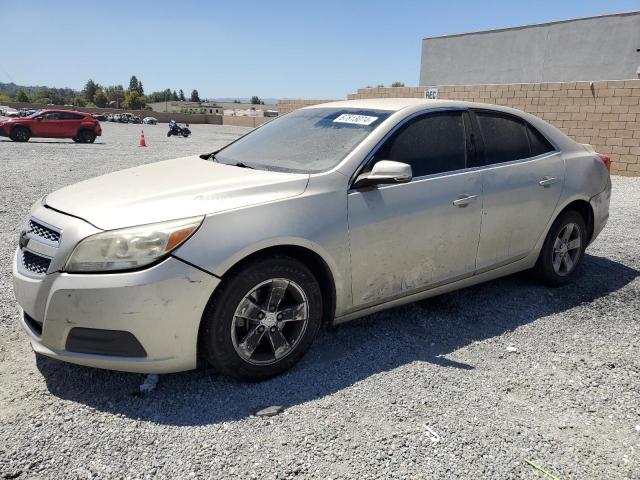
{"left": 420, "top": 11, "right": 640, "bottom": 85}
{"left": 148, "top": 101, "right": 223, "bottom": 115}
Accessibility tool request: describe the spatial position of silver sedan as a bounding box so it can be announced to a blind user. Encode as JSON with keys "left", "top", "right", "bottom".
{"left": 12, "top": 99, "right": 611, "bottom": 380}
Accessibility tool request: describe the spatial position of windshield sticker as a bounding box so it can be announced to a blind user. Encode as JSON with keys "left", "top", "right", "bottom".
{"left": 333, "top": 114, "right": 379, "bottom": 126}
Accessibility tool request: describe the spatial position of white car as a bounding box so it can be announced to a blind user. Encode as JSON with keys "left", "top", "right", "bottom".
{"left": 12, "top": 99, "right": 611, "bottom": 380}
{"left": 142, "top": 117, "right": 158, "bottom": 125}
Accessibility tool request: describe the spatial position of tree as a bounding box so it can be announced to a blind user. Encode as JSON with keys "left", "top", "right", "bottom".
{"left": 83, "top": 79, "right": 98, "bottom": 102}
{"left": 72, "top": 96, "right": 87, "bottom": 107}
{"left": 391, "top": 81, "right": 405, "bottom": 87}
{"left": 128, "top": 75, "right": 143, "bottom": 95}
{"left": 178, "top": 89, "right": 185, "bottom": 101}
{"left": 376, "top": 84, "right": 384, "bottom": 88}
{"left": 93, "top": 89, "right": 108, "bottom": 108}
{"left": 250, "top": 95, "right": 263, "bottom": 105}
{"left": 105, "top": 84, "right": 125, "bottom": 103}
{"left": 123, "top": 90, "right": 145, "bottom": 110}
{"left": 190, "top": 89, "right": 200, "bottom": 102}
{"left": 16, "top": 90, "right": 30, "bottom": 102}
{"left": 172, "top": 90, "right": 179, "bottom": 101}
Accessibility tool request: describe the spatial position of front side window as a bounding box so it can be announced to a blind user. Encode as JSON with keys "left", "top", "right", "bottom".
{"left": 215, "top": 108, "right": 391, "bottom": 173}
{"left": 38, "top": 112, "right": 62, "bottom": 121}
{"left": 372, "top": 112, "right": 467, "bottom": 177}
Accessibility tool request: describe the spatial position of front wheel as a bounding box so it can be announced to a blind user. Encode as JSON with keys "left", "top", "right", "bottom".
{"left": 201, "top": 256, "right": 323, "bottom": 381}
{"left": 534, "top": 211, "right": 587, "bottom": 286}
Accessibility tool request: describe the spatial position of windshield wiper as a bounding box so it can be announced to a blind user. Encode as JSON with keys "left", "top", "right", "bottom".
{"left": 232, "top": 162, "right": 254, "bottom": 169}
{"left": 199, "top": 151, "right": 218, "bottom": 161}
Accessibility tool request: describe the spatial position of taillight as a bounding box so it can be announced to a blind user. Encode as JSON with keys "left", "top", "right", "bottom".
{"left": 597, "top": 154, "right": 611, "bottom": 172}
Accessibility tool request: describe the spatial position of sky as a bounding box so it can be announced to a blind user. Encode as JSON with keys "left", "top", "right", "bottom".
{"left": 2, "top": 0, "right": 638, "bottom": 100}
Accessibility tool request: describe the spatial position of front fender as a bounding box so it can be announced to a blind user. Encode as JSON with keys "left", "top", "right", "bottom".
{"left": 173, "top": 188, "right": 352, "bottom": 316}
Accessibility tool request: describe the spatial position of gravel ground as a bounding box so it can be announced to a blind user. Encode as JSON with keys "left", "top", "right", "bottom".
{"left": 1, "top": 122, "right": 639, "bottom": 479}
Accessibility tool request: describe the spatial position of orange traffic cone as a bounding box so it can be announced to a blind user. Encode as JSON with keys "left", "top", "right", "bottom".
{"left": 139, "top": 129, "right": 147, "bottom": 147}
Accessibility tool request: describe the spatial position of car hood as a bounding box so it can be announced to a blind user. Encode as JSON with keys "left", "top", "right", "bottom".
{"left": 45, "top": 155, "right": 310, "bottom": 230}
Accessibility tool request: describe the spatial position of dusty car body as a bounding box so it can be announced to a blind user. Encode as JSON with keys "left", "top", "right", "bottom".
{"left": 12, "top": 99, "right": 611, "bottom": 379}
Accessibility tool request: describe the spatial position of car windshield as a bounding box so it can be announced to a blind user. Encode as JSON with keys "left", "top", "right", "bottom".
{"left": 214, "top": 107, "right": 392, "bottom": 173}
{"left": 27, "top": 110, "right": 43, "bottom": 118}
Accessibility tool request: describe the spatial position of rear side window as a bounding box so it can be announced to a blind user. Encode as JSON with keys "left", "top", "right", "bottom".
{"left": 59, "top": 112, "right": 84, "bottom": 120}
{"left": 374, "top": 112, "right": 467, "bottom": 177}
{"left": 526, "top": 124, "right": 554, "bottom": 157}
{"left": 475, "top": 112, "right": 530, "bottom": 164}
{"left": 475, "top": 111, "right": 555, "bottom": 164}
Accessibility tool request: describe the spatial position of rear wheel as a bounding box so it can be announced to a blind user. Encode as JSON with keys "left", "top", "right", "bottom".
{"left": 535, "top": 211, "right": 587, "bottom": 286}
{"left": 201, "top": 256, "right": 322, "bottom": 381}
{"left": 10, "top": 127, "right": 30, "bottom": 142}
{"left": 78, "top": 130, "right": 96, "bottom": 143}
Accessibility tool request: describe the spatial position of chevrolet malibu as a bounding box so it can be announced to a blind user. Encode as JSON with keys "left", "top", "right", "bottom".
{"left": 13, "top": 99, "right": 611, "bottom": 381}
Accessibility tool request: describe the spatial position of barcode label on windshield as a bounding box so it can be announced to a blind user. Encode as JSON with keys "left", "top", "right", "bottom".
{"left": 333, "top": 114, "right": 379, "bottom": 126}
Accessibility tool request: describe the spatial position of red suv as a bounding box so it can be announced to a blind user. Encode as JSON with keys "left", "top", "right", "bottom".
{"left": 0, "top": 109, "right": 102, "bottom": 143}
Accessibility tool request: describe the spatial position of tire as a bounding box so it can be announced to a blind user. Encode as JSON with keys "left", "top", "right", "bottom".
{"left": 10, "top": 126, "right": 30, "bottom": 142}
{"left": 534, "top": 210, "right": 587, "bottom": 286}
{"left": 78, "top": 130, "right": 96, "bottom": 143}
{"left": 167, "top": 131, "right": 172, "bottom": 137}
{"left": 201, "top": 256, "right": 323, "bottom": 381}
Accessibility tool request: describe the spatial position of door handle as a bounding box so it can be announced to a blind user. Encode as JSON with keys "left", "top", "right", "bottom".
{"left": 539, "top": 176, "right": 559, "bottom": 187}
{"left": 452, "top": 194, "right": 478, "bottom": 207}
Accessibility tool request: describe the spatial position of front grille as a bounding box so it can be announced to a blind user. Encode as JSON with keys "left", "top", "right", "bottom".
{"left": 28, "top": 219, "right": 61, "bottom": 245}
{"left": 21, "top": 250, "right": 51, "bottom": 275}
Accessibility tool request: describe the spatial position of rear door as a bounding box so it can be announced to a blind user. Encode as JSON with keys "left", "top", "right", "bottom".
{"left": 347, "top": 110, "right": 484, "bottom": 308}
{"left": 58, "top": 111, "right": 85, "bottom": 137}
{"left": 471, "top": 110, "right": 564, "bottom": 272}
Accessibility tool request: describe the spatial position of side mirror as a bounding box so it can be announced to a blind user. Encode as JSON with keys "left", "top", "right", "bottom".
{"left": 36, "top": 117, "right": 43, "bottom": 121}
{"left": 353, "top": 160, "right": 413, "bottom": 188}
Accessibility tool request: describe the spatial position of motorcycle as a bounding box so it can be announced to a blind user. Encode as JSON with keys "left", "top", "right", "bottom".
{"left": 167, "top": 122, "right": 191, "bottom": 138}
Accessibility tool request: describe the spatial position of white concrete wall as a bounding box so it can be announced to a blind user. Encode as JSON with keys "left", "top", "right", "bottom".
{"left": 420, "top": 12, "right": 640, "bottom": 86}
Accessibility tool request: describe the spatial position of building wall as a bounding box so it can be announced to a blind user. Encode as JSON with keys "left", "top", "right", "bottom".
{"left": 222, "top": 115, "right": 272, "bottom": 128}
{"left": 420, "top": 12, "right": 640, "bottom": 86}
{"left": 277, "top": 99, "right": 340, "bottom": 115}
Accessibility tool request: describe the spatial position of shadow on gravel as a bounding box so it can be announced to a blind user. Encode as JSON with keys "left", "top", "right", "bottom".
{"left": 37, "top": 253, "right": 638, "bottom": 426}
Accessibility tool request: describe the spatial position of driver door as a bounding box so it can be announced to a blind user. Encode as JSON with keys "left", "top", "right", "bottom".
{"left": 347, "top": 111, "right": 483, "bottom": 308}
{"left": 32, "top": 112, "right": 63, "bottom": 137}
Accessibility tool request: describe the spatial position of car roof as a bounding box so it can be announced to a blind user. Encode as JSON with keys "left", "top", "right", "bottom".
{"left": 302, "top": 98, "right": 577, "bottom": 151}
{"left": 41, "top": 109, "right": 89, "bottom": 115}
{"left": 303, "top": 98, "right": 542, "bottom": 117}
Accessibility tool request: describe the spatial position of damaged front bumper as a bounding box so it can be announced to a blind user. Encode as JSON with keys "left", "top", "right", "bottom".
{"left": 13, "top": 253, "right": 219, "bottom": 373}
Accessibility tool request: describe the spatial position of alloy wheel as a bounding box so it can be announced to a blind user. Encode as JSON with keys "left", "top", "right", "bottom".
{"left": 551, "top": 222, "right": 582, "bottom": 276}
{"left": 231, "top": 278, "right": 309, "bottom": 365}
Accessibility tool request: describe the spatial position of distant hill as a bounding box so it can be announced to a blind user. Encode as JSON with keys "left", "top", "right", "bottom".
{"left": 0, "top": 82, "right": 78, "bottom": 97}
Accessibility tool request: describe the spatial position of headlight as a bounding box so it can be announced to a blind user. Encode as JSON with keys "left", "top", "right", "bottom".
{"left": 65, "top": 216, "right": 203, "bottom": 273}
